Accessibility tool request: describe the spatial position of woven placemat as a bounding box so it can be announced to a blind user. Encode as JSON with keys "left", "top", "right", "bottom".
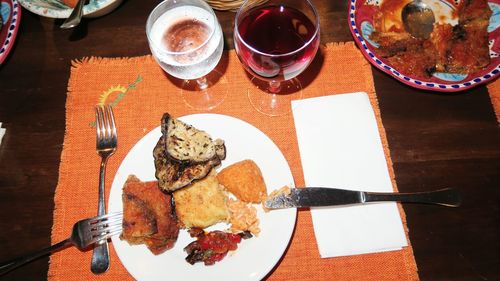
{"left": 487, "top": 79, "right": 500, "bottom": 124}
{"left": 48, "top": 42, "right": 419, "bottom": 280}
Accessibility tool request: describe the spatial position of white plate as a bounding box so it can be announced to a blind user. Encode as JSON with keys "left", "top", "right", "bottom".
{"left": 108, "top": 113, "right": 296, "bottom": 281}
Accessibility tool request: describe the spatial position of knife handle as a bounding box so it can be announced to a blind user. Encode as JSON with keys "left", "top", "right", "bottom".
{"left": 364, "top": 188, "right": 461, "bottom": 207}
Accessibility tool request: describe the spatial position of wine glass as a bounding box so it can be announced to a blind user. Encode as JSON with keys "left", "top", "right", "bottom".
{"left": 234, "top": 0, "right": 320, "bottom": 116}
{"left": 146, "top": 0, "right": 226, "bottom": 110}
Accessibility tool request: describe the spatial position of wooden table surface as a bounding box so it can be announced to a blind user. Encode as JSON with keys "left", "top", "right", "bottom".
{"left": 0, "top": 0, "right": 499, "bottom": 280}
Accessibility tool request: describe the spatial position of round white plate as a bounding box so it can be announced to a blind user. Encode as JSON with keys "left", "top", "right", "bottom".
{"left": 108, "top": 113, "right": 296, "bottom": 281}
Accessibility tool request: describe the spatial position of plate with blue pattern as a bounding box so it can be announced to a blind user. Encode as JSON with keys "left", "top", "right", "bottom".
{"left": 349, "top": 0, "right": 500, "bottom": 92}
{"left": 0, "top": 0, "right": 21, "bottom": 64}
{"left": 19, "top": 0, "right": 123, "bottom": 19}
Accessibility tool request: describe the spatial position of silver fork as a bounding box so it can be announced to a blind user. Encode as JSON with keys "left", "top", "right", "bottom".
{"left": 92, "top": 105, "right": 117, "bottom": 274}
{"left": 0, "top": 212, "right": 123, "bottom": 276}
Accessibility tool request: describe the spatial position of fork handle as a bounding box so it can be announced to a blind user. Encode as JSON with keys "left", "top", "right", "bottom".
{"left": 91, "top": 156, "right": 111, "bottom": 274}
{"left": 0, "top": 239, "right": 71, "bottom": 276}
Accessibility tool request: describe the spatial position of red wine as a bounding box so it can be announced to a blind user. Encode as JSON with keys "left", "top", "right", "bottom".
{"left": 235, "top": 5, "right": 319, "bottom": 81}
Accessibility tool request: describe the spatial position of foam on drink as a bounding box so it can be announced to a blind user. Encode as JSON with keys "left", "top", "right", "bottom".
{"left": 148, "top": 5, "right": 223, "bottom": 80}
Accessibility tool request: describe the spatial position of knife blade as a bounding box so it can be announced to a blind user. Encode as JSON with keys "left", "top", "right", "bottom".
{"left": 264, "top": 187, "right": 461, "bottom": 209}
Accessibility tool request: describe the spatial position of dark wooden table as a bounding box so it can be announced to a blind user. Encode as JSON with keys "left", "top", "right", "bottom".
{"left": 0, "top": 0, "right": 499, "bottom": 280}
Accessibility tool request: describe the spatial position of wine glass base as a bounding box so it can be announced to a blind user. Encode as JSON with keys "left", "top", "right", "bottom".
{"left": 247, "top": 78, "right": 303, "bottom": 117}
{"left": 181, "top": 70, "right": 227, "bottom": 110}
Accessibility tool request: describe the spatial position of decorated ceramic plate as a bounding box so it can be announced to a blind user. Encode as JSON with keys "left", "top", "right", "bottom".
{"left": 108, "top": 113, "right": 296, "bottom": 281}
{"left": 0, "top": 0, "right": 21, "bottom": 64}
{"left": 19, "top": 0, "right": 122, "bottom": 18}
{"left": 349, "top": 0, "right": 500, "bottom": 92}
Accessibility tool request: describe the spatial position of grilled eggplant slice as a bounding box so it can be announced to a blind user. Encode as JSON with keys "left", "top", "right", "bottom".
{"left": 162, "top": 113, "right": 225, "bottom": 163}
{"left": 154, "top": 113, "right": 226, "bottom": 192}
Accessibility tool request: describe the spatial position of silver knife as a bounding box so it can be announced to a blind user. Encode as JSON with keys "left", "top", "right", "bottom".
{"left": 264, "top": 187, "right": 461, "bottom": 209}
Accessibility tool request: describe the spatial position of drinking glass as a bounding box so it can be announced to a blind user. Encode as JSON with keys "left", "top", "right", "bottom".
{"left": 234, "top": 0, "right": 320, "bottom": 116}
{"left": 146, "top": 0, "right": 226, "bottom": 110}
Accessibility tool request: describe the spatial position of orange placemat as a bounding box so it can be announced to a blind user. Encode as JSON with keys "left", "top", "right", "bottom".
{"left": 487, "top": 79, "right": 500, "bottom": 124}
{"left": 48, "top": 42, "right": 418, "bottom": 281}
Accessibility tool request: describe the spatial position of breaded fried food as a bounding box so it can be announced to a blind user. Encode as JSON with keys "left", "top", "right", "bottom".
{"left": 217, "top": 160, "right": 267, "bottom": 203}
{"left": 120, "top": 175, "right": 179, "bottom": 255}
{"left": 174, "top": 171, "right": 229, "bottom": 229}
{"left": 121, "top": 193, "right": 157, "bottom": 244}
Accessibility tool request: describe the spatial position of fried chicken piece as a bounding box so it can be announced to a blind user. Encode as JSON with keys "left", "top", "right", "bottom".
{"left": 120, "top": 175, "right": 179, "bottom": 255}
{"left": 121, "top": 193, "right": 157, "bottom": 244}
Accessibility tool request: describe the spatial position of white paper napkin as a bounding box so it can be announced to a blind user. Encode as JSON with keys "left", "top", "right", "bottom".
{"left": 292, "top": 92, "right": 407, "bottom": 258}
{"left": 0, "top": 123, "right": 5, "bottom": 146}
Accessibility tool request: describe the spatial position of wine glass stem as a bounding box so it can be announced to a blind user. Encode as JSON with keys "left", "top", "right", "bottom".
{"left": 269, "top": 80, "right": 281, "bottom": 93}
{"left": 196, "top": 76, "right": 209, "bottom": 90}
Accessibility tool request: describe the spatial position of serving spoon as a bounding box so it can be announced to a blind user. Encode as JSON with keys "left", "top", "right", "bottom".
{"left": 60, "top": 0, "right": 87, "bottom": 29}
{"left": 401, "top": 0, "right": 435, "bottom": 39}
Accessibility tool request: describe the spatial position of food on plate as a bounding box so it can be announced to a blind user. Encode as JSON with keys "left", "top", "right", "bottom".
{"left": 267, "top": 185, "right": 291, "bottom": 197}
{"left": 164, "top": 113, "right": 225, "bottom": 163}
{"left": 120, "top": 114, "right": 267, "bottom": 264}
{"left": 227, "top": 199, "right": 260, "bottom": 235}
{"left": 62, "top": 0, "right": 78, "bottom": 8}
{"left": 263, "top": 185, "right": 292, "bottom": 211}
{"left": 173, "top": 170, "right": 229, "bottom": 229}
{"left": 369, "top": 0, "right": 492, "bottom": 78}
{"left": 184, "top": 228, "right": 252, "bottom": 265}
{"left": 121, "top": 192, "right": 157, "bottom": 240}
{"left": 120, "top": 175, "right": 179, "bottom": 255}
{"left": 153, "top": 113, "right": 226, "bottom": 192}
{"left": 217, "top": 159, "right": 267, "bottom": 203}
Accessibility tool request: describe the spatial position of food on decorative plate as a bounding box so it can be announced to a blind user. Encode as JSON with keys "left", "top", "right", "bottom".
{"left": 173, "top": 170, "right": 229, "bottom": 229}
{"left": 217, "top": 159, "right": 268, "bottom": 203}
{"left": 184, "top": 228, "right": 253, "bottom": 265}
{"left": 62, "top": 0, "right": 78, "bottom": 8}
{"left": 153, "top": 113, "right": 226, "bottom": 192}
{"left": 369, "top": 0, "right": 492, "bottom": 78}
{"left": 120, "top": 175, "right": 179, "bottom": 255}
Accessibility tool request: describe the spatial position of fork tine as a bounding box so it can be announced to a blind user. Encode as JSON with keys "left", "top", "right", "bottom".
{"left": 95, "top": 105, "right": 105, "bottom": 143}
{"left": 103, "top": 106, "right": 111, "bottom": 142}
{"left": 86, "top": 213, "right": 123, "bottom": 229}
{"left": 89, "top": 212, "right": 123, "bottom": 224}
{"left": 91, "top": 219, "right": 122, "bottom": 232}
{"left": 88, "top": 226, "right": 123, "bottom": 245}
{"left": 105, "top": 105, "right": 117, "bottom": 142}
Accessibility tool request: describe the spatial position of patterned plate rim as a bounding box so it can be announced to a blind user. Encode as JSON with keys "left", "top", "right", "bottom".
{"left": 0, "top": 0, "right": 21, "bottom": 65}
{"left": 18, "top": 0, "right": 116, "bottom": 19}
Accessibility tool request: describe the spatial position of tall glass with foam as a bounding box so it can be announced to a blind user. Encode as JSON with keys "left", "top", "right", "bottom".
{"left": 146, "top": 0, "right": 227, "bottom": 110}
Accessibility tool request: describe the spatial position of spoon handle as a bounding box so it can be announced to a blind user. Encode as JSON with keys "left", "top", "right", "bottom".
{"left": 60, "top": 0, "right": 87, "bottom": 29}
{"left": 364, "top": 188, "right": 461, "bottom": 207}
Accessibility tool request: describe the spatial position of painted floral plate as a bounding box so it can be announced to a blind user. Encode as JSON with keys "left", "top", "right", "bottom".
{"left": 19, "top": 0, "right": 122, "bottom": 18}
{"left": 349, "top": 0, "right": 500, "bottom": 92}
{"left": 0, "top": 0, "right": 21, "bottom": 64}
